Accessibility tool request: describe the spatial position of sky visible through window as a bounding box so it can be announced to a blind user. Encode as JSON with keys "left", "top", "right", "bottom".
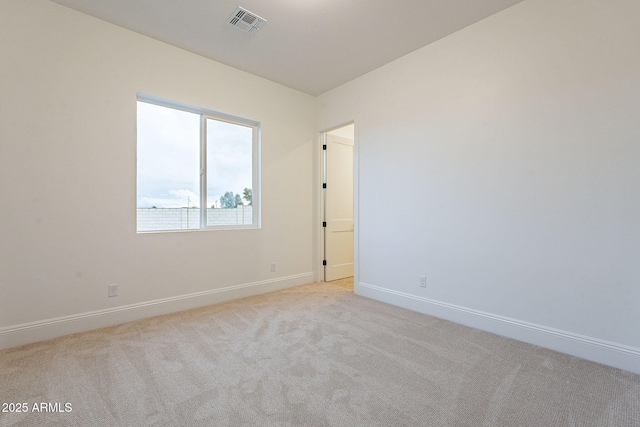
{"left": 206, "top": 118, "right": 252, "bottom": 209}
{"left": 137, "top": 101, "right": 252, "bottom": 209}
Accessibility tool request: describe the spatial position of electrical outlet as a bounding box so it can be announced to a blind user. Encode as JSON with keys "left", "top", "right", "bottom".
{"left": 108, "top": 284, "right": 118, "bottom": 297}
{"left": 419, "top": 276, "right": 427, "bottom": 288}
{"left": 270, "top": 262, "right": 276, "bottom": 272}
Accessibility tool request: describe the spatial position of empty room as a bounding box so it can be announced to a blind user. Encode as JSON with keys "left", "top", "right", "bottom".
{"left": 1, "top": 0, "right": 638, "bottom": 425}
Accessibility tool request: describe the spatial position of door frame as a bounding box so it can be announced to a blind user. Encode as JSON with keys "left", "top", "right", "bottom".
{"left": 317, "top": 121, "right": 358, "bottom": 289}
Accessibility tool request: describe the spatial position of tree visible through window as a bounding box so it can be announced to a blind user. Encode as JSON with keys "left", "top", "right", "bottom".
{"left": 136, "top": 96, "right": 259, "bottom": 232}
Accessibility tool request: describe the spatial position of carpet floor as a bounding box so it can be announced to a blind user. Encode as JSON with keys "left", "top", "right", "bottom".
{"left": 1, "top": 282, "right": 638, "bottom": 426}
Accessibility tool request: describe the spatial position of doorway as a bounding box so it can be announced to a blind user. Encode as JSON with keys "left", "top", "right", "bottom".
{"left": 323, "top": 124, "right": 355, "bottom": 288}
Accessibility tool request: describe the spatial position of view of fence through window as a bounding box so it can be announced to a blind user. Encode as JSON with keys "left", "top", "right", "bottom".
{"left": 136, "top": 206, "right": 253, "bottom": 232}
{"left": 136, "top": 98, "right": 257, "bottom": 232}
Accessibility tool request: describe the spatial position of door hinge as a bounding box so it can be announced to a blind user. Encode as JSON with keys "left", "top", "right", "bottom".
{"left": 322, "top": 221, "right": 326, "bottom": 227}
{"left": 322, "top": 183, "right": 326, "bottom": 189}
{"left": 322, "top": 260, "right": 327, "bottom": 266}
{"left": 323, "top": 144, "right": 327, "bottom": 150}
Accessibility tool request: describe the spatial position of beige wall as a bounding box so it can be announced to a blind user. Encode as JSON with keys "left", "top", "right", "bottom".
{"left": 317, "top": 0, "right": 640, "bottom": 372}
{"left": 0, "top": 0, "right": 316, "bottom": 345}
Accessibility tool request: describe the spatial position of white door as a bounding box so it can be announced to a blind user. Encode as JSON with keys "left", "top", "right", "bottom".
{"left": 324, "top": 133, "right": 354, "bottom": 281}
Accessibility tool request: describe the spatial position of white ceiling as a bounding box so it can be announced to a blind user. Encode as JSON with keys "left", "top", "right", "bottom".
{"left": 50, "top": 0, "right": 525, "bottom": 96}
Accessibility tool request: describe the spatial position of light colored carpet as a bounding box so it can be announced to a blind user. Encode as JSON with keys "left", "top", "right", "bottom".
{"left": 0, "top": 282, "right": 638, "bottom": 426}
{"left": 327, "top": 277, "right": 354, "bottom": 291}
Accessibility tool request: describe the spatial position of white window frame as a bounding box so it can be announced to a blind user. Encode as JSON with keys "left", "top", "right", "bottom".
{"left": 137, "top": 94, "right": 261, "bottom": 232}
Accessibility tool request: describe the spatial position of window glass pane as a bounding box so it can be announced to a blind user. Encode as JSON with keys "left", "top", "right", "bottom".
{"left": 206, "top": 118, "right": 253, "bottom": 226}
{"left": 137, "top": 102, "right": 201, "bottom": 231}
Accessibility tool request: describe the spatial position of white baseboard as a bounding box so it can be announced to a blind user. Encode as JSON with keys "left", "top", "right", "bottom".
{"left": 356, "top": 281, "right": 640, "bottom": 375}
{"left": 0, "top": 273, "right": 313, "bottom": 351}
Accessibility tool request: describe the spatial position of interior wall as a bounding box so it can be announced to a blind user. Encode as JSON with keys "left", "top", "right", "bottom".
{"left": 0, "top": 0, "right": 316, "bottom": 344}
{"left": 2, "top": 0, "right": 639, "bottom": 373}
{"left": 317, "top": 0, "right": 640, "bottom": 371}
{"left": 327, "top": 124, "right": 354, "bottom": 140}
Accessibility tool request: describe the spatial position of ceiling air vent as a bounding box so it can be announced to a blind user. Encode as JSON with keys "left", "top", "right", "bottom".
{"left": 227, "top": 7, "right": 267, "bottom": 35}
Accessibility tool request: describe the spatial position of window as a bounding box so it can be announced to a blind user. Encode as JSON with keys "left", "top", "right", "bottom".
{"left": 136, "top": 95, "right": 259, "bottom": 232}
